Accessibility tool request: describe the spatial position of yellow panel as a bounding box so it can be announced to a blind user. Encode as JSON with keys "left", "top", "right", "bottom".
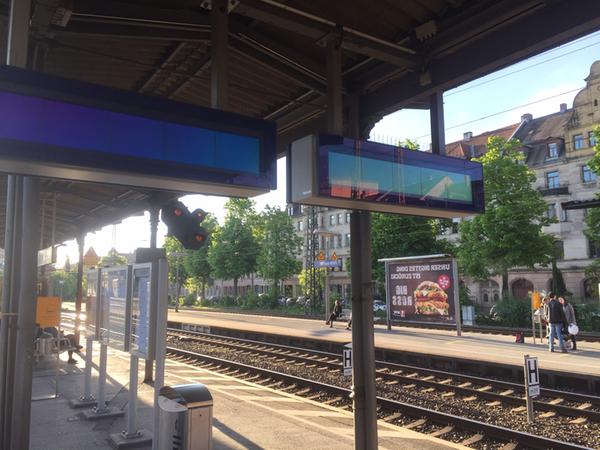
{"left": 36, "top": 296, "right": 61, "bottom": 327}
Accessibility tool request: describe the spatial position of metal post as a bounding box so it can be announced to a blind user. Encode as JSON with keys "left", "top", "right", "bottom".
{"left": 524, "top": 355, "right": 534, "bottom": 424}
{"left": 96, "top": 343, "right": 109, "bottom": 413}
{"left": 210, "top": 0, "right": 229, "bottom": 110}
{"left": 350, "top": 212, "right": 378, "bottom": 450}
{"left": 429, "top": 91, "right": 445, "bottom": 155}
{"left": 83, "top": 337, "right": 94, "bottom": 401}
{"left": 325, "top": 238, "right": 330, "bottom": 321}
{"left": 75, "top": 232, "right": 85, "bottom": 344}
{"left": 126, "top": 355, "right": 140, "bottom": 436}
{"left": 144, "top": 206, "right": 159, "bottom": 383}
{"left": 152, "top": 258, "right": 169, "bottom": 450}
{"left": 385, "top": 261, "right": 391, "bottom": 330}
{"left": 10, "top": 176, "right": 39, "bottom": 450}
{"left": 452, "top": 259, "right": 462, "bottom": 337}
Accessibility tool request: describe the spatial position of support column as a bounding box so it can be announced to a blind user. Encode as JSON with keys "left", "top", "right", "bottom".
{"left": 326, "top": 33, "right": 343, "bottom": 136}
{"left": 144, "top": 205, "right": 159, "bottom": 383}
{"left": 210, "top": 0, "right": 229, "bottom": 110}
{"left": 1, "top": 2, "right": 32, "bottom": 449}
{"left": 10, "top": 177, "right": 40, "bottom": 450}
{"left": 75, "top": 232, "right": 85, "bottom": 345}
{"left": 348, "top": 94, "right": 378, "bottom": 450}
{"left": 429, "top": 91, "right": 445, "bottom": 155}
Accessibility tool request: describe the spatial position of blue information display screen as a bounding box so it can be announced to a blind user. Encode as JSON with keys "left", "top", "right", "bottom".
{"left": 318, "top": 135, "right": 483, "bottom": 214}
{"left": 0, "top": 66, "right": 276, "bottom": 194}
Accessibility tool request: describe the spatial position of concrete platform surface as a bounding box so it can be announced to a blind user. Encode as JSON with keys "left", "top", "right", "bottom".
{"left": 30, "top": 343, "right": 466, "bottom": 450}
{"left": 168, "top": 309, "right": 600, "bottom": 377}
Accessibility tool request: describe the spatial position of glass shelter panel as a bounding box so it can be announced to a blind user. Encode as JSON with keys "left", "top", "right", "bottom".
{"left": 85, "top": 269, "right": 100, "bottom": 339}
{"left": 99, "top": 266, "right": 131, "bottom": 351}
{"left": 130, "top": 264, "right": 154, "bottom": 359}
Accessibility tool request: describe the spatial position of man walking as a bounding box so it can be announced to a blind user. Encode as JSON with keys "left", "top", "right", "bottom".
{"left": 547, "top": 293, "right": 567, "bottom": 353}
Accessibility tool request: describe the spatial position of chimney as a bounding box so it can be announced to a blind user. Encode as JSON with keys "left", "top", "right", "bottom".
{"left": 463, "top": 131, "right": 473, "bottom": 141}
{"left": 521, "top": 113, "right": 533, "bottom": 122}
{"left": 560, "top": 103, "right": 567, "bottom": 112}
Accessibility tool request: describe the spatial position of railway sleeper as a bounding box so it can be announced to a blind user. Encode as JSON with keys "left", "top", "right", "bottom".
{"left": 461, "top": 433, "right": 484, "bottom": 446}
{"left": 429, "top": 425, "right": 454, "bottom": 438}
{"left": 405, "top": 418, "right": 427, "bottom": 429}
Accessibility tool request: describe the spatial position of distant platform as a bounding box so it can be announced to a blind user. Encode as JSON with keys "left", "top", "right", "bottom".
{"left": 168, "top": 309, "right": 600, "bottom": 379}
{"left": 30, "top": 340, "right": 465, "bottom": 450}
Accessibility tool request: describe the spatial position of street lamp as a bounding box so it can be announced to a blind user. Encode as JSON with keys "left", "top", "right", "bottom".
{"left": 313, "top": 230, "right": 340, "bottom": 321}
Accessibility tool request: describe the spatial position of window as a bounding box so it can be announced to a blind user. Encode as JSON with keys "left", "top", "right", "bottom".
{"left": 337, "top": 235, "right": 342, "bottom": 247}
{"left": 345, "top": 212, "right": 351, "bottom": 223}
{"left": 554, "top": 240, "right": 565, "bottom": 259}
{"left": 345, "top": 233, "right": 351, "bottom": 247}
{"left": 560, "top": 207, "right": 568, "bottom": 222}
{"left": 582, "top": 165, "right": 597, "bottom": 183}
{"left": 320, "top": 215, "right": 324, "bottom": 227}
{"left": 451, "top": 220, "right": 459, "bottom": 234}
{"left": 589, "top": 239, "right": 600, "bottom": 258}
{"left": 546, "top": 204, "right": 557, "bottom": 220}
{"left": 337, "top": 213, "right": 343, "bottom": 225}
{"left": 483, "top": 293, "right": 489, "bottom": 303}
{"left": 546, "top": 171, "right": 559, "bottom": 189}
{"left": 574, "top": 134, "right": 584, "bottom": 150}
{"left": 329, "top": 215, "right": 335, "bottom": 226}
{"left": 298, "top": 221, "right": 303, "bottom": 231}
{"left": 589, "top": 131, "right": 597, "bottom": 147}
{"left": 547, "top": 142, "right": 558, "bottom": 159}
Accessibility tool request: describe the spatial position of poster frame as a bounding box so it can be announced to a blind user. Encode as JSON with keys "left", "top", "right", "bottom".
{"left": 129, "top": 262, "right": 156, "bottom": 359}
{"left": 380, "top": 254, "right": 462, "bottom": 336}
{"left": 85, "top": 268, "right": 102, "bottom": 340}
{"left": 99, "top": 265, "right": 132, "bottom": 351}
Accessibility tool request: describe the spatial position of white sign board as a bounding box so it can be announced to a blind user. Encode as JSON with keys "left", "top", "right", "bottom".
{"left": 343, "top": 344, "right": 353, "bottom": 377}
{"left": 525, "top": 356, "right": 540, "bottom": 398}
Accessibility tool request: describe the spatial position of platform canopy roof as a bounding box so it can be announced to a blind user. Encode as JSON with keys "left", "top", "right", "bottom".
{"left": 1, "top": 0, "right": 600, "bottom": 246}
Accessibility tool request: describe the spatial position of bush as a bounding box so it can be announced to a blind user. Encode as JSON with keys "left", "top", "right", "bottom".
{"left": 183, "top": 293, "right": 196, "bottom": 306}
{"left": 492, "top": 296, "right": 531, "bottom": 328}
{"left": 242, "top": 293, "right": 260, "bottom": 310}
{"left": 572, "top": 303, "right": 600, "bottom": 332}
{"left": 221, "top": 295, "right": 237, "bottom": 307}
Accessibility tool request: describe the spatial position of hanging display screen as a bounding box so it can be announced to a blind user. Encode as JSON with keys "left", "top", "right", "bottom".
{"left": 0, "top": 65, "right": 276, "bottom": 197}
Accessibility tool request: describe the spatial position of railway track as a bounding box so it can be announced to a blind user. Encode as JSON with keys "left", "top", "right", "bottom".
{"left": 168, "top": 328, "right": 600, "bottom": 421}
{"left": 166, "top": 344, "right": 594, "bottom": 450}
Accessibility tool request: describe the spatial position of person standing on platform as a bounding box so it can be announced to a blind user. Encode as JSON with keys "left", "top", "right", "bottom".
{"left": 326, "top": 299, "right": 343, "bottom": 328}
{"left": 547, "top": 293, "right": 567, "bottom": 353}
{"left": 560, "top": 297, "right": 578, "bottom": 351}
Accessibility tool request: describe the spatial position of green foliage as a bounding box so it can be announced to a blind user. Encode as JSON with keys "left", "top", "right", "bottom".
{"left": 491, "top": 296, "right": 531, "bottom": 328}
{"left": 208, "top": 199, "right": 259, "bottom": 295}
{"left": 585, "top": 259, "right": 600, "bottom": 283}
{"left": 398, "top": 138, "right": 419, "bottom": 150}
{"left": 98, "top": 248, "right": 127, "bottom": 267}
{"left": 255, "top": 206, "right": 302, "bottom": 295}
{"left": 572, "top": 303, "right": 600, "bottom": 332}
{"left": 183, "top": 293, "right": 196, "bottom": 306}
{"left": 551, "top": 259, "right": 569, "bottom": 297}
{"left": 457, "top": 136, "right": 555, "bottom": 289}
{"left": 459, "top": 284, "right": 473, "bottom": 306}
{"left": 586, "top": 127, "right": 600, "bottom": 247}
{"left": 50, "top": 270, "right": 78, "bottom": 301}
{"left": 371, "top": 213, "right": 453, "bottom": 285}
{"left": 298, "top": 267, "right": 326, "bottom": 297}
{"left": 183, "top": 213, "right": 218, "bottom": 298}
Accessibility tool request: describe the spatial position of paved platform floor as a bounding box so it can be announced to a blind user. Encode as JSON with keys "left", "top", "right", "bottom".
{"left": 168, "top": 309, "right": 600, "bottom": 377}
{"left": 30, "top": 343, "right": 466, "bottom": 450}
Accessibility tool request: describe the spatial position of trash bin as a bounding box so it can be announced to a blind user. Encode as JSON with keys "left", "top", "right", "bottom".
{"left": 158, "top": 383, "right": 213, "bottom": 450}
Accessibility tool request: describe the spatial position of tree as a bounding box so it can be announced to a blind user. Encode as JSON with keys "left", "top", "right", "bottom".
{"left": 371, "top": 213, "right": 452, "bottom": 286}
{"left": 585, "top": 127, "right": 600, "bottom": 247}
{"left": 208, "top": 199, "right": 258, "bottom": 296}
{"left": 255, "top": 206, "right": 302, "bottom": 296}
{"left": 98, "top": 248, "right": 127, "bottom": 267}
{"left": 457, "top": 136, "right": 555, "bottom": 295}
{"left": 50, "top": 270, "right": 78, "bottom": 301}
{"left": 183, "top": 213, "right": 218, "bottom": 300}
{"left": 164, "top": 236, "right": 188, "bottom": 308}
{"left": 298, "top": 267, "right": 326, "bottom": 298}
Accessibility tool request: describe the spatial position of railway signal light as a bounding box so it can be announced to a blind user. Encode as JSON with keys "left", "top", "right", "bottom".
{"left": 161, "top": 201, "right": 209, "bottom": 250}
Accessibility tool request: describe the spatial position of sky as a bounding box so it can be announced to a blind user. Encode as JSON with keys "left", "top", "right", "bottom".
{"left": 56, "top": 30, "right": 600, "bottom": 266}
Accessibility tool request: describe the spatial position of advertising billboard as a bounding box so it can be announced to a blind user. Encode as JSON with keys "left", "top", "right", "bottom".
{"left": 383, "top": 255, "right": 461, "bottom": 332}
{"left": 99, "top": 266, "right": 132, "bottom": 351}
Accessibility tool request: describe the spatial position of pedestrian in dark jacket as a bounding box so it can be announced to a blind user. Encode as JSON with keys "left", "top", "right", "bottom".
{"left": 326, "top": 300, "right": 343, "bottom": 328}
{"left": 560, "top": 297, "right": 577, "bottom": 351}
{"left": 547, "top": 293, "right": 567, "bottom": 353}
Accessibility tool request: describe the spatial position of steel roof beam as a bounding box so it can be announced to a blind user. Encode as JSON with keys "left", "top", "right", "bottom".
{"left": 361, "top": 0, "right": 600, "bottom": 127}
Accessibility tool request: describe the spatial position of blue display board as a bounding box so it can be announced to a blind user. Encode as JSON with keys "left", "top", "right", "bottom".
{"left": 289, "top": 134, "right": 484, "bottom": 218}
{"left": 0, "top": 66, "right": 276, "bottom": 197}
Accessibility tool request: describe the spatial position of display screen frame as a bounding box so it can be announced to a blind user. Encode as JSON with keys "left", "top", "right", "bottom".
{"left": 317, "top": 134, "right": 484, "bottom": 215}
{"left": 0, "top": 65, "right": 277, "bottom": 195}
{"left": 99, "top": 265, "right": 132, "bottom": 351}
{"left": 85, "top": 269, "right": 101, "bottom": 340}
{"left": 129, "top": 263, "right": 154, "bottom": 359}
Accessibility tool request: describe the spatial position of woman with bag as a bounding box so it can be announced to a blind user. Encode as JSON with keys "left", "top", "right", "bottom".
{"left": 559, "top": 297, "right": 578, "bottom": 351}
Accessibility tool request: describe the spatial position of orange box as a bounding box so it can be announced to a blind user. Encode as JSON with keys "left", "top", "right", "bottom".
{"left": 36, "top": 296, "right": 61, "bottom": 327}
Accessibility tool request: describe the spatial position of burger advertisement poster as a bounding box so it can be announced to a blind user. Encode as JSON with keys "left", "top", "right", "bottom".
{"left": 385, "top": 257, "right": 459, "bottom": 324}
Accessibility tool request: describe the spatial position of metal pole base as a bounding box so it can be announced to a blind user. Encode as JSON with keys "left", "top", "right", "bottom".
{"left": 69, "top": 395, "right": 96, "bottom": 409}
{"left": 82, "top": 404, "right": 125, "bottom": 421}
{"left": 109, "top": 429, "right": 152, "bottom": 449}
